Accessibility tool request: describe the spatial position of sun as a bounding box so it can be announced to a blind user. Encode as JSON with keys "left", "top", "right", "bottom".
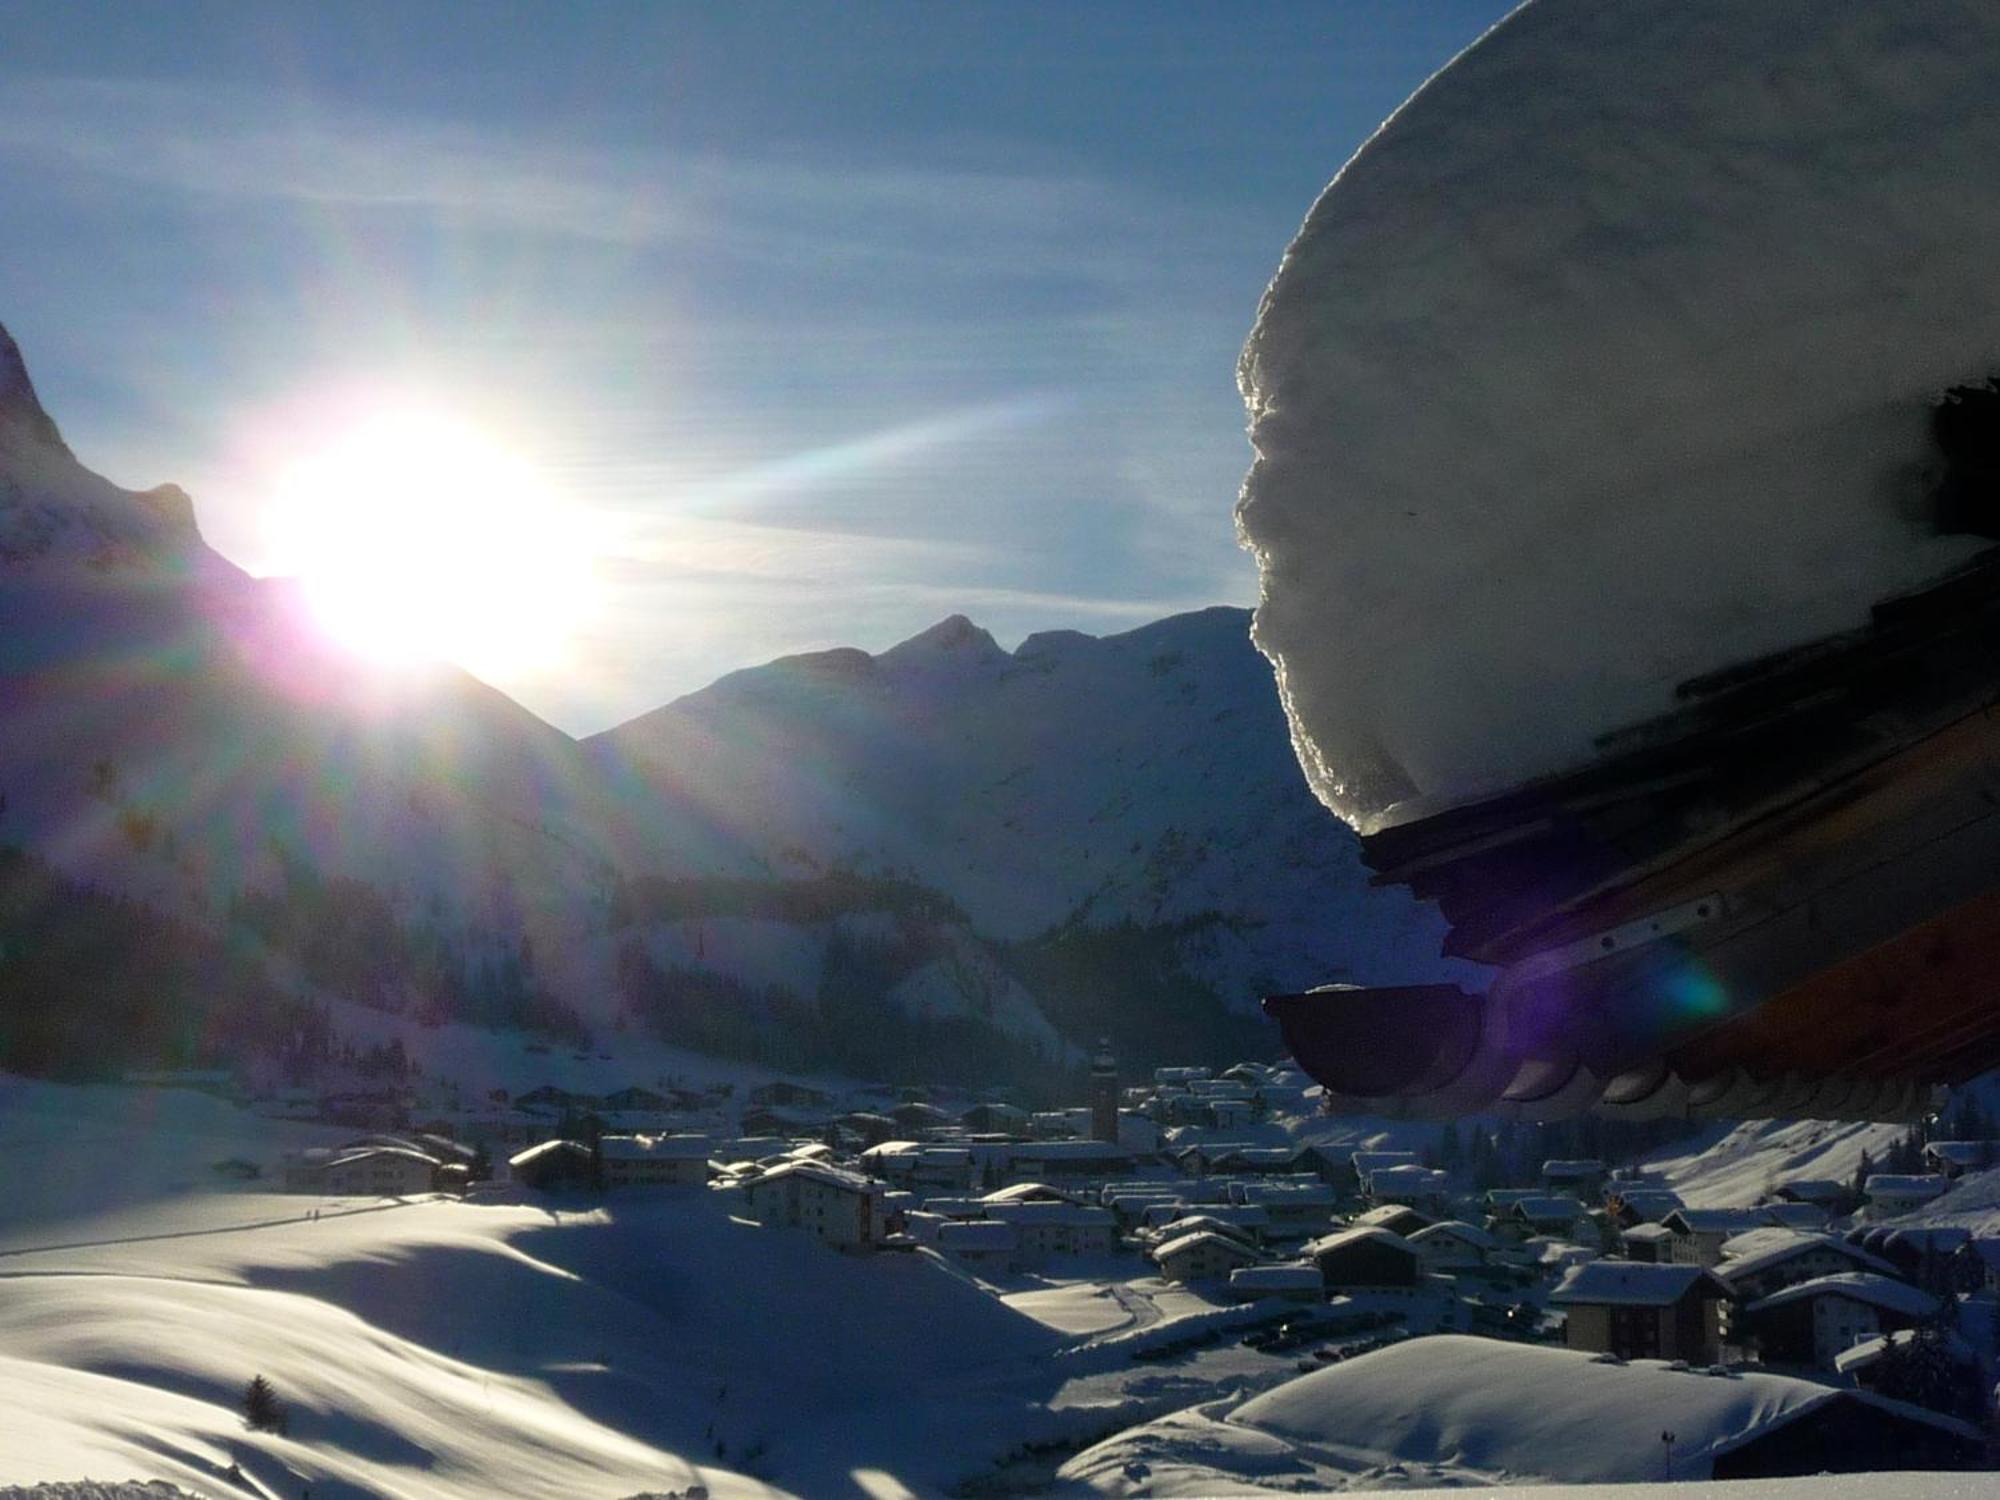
{"left": 264, "top": 405, "right": 596, "bottom": 681}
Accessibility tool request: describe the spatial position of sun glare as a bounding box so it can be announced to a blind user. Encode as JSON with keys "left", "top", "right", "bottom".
{"left": 265, "top": 406, "right": 597, "bottom": 681}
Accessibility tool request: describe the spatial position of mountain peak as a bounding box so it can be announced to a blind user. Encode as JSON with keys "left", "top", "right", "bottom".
{"left": 0, "top": 322, "right": 72, "bottom": 456}
{"left": 881, "top": 614, "right": 1005, "bottom": 668}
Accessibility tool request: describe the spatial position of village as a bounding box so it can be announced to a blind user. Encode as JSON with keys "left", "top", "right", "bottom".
{"left": 189, "top": 1040, "right": 2000, "bottom": 1484}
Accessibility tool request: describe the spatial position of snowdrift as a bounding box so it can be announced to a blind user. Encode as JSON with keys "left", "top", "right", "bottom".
{"left": 1239, "top": 0, "right": 2000, "bottom": 832}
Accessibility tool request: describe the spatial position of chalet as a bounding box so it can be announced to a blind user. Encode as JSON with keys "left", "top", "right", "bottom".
{"left": 1482, "top": 1187, "right": 1540, "bottom": 1216}
{"left": 507, "top": 1139, "right": 595, "bottom": 1191}
{"left": 740, "top": 1160, "right": 882, "bottom": 1249}
{"left": 1153, "top": 1065, "right": 1210, "bottom": 1085}
{"left": 1740, "top": 1273, "right": 1940, "bottom": 1369}
{"left": 1836, "top": 1327, "right": 1983, "bottom": 1395}
{"left": 1351, "top": 1203, "right": 1433, "bottom": 1238}
{"left": 1230, "top": 1180, "right": 1337, "bottom": 1236}
{"left": 1116, "top": 1111, "right": 1162, "bottom": 1155}
{"left": 1505, "top": 1195, "right": 1591, "bottom": 1240}
{"left": 1407, "top": 1219, "right": 1497, "bottom": 1270}
{"left": 1953, "top": 1236, "right": 2000, "bottom": 1295}
{"left": 1303, "top": 1226, "right": 1422, "bottom": 1292}
{"left": 1870, "top": 1225, "right": 1971, "bottom": 1295}
{"left": 1146, "top": 1203, "right": 1271, "bottom": 1243}
{"left": 1350, "top": 1149, "right": 1418, "bottom": 1178}
{"left": 960, "top": 1101, "right": 1029, "bottom": 1135}
{"left": 1771, "top": 1179, "right": 1858, "bottom": 1215}
{"left": 1541, "top": 1159, "right": 1607, "bottom": 1198}
{"left": 838, "top": 1112, "right": 899, "bottom": 1147}
{"left": 1549, "top": 1261, "right": 1727, "bottom": 1364}
{"left": 982, "top": 1181, "right": 1083, "bottom": 1207}
{"left": 889, "top": 1101, "right": 953, "bottom": 1133}
{"left": 1620, "top": 1222, "right": 1676, "bottom": 1263}
{"left": 1759, "top": 1201, "right": 1830, "bottom": 1232}
{"left": 597, "top": 1134, "right": 711, "bottom": 1188}
{"left": 935, "top": 1219, "right": 1018, "bottom": 1271}
{"left": 1365, "top": 1164, "right": 1450, "bottom": 1213}
{"left": 985, "top": 1201, "right": 1117, "bottom": 1257}
{"left": 1922, "top": 1140, "right": 1995, "bottom": 1179}
{"left": 1153, "top": 1229, "right": 1262, "bottom": 1284}
{"left": 739, "top": 1105, "right": 828, "bottom": 1139}
{"left": 1603, "top": 1186, "right": 1684, "bottom": 1228}
{"left": 1226, "top": 1263, "right": 1325, "bottom": 1304}
{"left": 283, "top": 1145, "right": 441, "bottom": 1197}
{"left": 1007, "top": 1139, "right": 1135, "bottom": 1179}
{"left": 1292, "top": 1144, "right": 1360, "bottom": 1192}
{"left": 747, "top": 1080, "right": 834, "bottom": 1110}
{"left": 1712, "top": 1233, "right": 1897, "bottom": 1303}
{"left": 1031, "top": 1109, "right": 1083, "bottom": 1138}
{"left": 1661, "top": 1207, "right": 1773, "bottom": 1267}
{"left": 1862, "top": 1173, "right": 1949, "bottom": 1219}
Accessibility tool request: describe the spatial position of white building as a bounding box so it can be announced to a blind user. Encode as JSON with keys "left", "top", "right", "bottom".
{"left": 741, "top": 1160, "right": 883, "bottom": 1249}
{"left": 284, "top": 1145, "right": 438, "bottom": 1197}
{"left": 1863, "top": 1173, "right": 1949, "bottom": 1219}
{"left": 597, "top": 1134, "right": 712, "bottom": 1188}
{"left": 1154, "top": 1229, "right": 1261, "bottom": 1284}
{"left": 984, "top": 1201, "right": 1117, "bottom": 1257}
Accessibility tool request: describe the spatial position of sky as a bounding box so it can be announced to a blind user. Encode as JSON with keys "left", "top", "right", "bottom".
{"left": 0, "top": 0, "right": 1515, "bottom": 734}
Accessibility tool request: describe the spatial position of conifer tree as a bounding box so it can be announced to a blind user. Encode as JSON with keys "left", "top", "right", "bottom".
{"left": 242, "top": 1373, "right": 287, "bottom": 1434}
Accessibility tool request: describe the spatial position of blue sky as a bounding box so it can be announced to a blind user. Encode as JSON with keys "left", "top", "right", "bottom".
{"left": 0, "top": 1, "right": 1513, "bottom": 732}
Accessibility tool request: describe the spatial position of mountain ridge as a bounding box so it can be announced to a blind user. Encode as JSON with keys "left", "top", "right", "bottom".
{"left": 0, "top": 321, "right": 1469, "bottom": 1089}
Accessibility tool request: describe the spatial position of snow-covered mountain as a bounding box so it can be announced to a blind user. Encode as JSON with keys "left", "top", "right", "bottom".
{"left": 595, "top": 606, "right": 1474, "bottom": 1031}
{"left": 0, "top": 320, "right": 1465, "bottom": 1087}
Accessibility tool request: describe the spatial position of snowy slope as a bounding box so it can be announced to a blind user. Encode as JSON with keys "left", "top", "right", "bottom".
{"left": 1239, "top": 0, "right": 2000, "bottom": 831}
{"left": 0, "top": 1077, "right": 1078, "bottom": 1499}
{"left": 597, "top": 607, "right": 1473, "bottom": 1015}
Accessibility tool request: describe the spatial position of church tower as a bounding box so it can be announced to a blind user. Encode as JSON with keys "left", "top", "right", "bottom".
{"left": 1089, "top": 1039, "right": 1120, "bottom": 1144}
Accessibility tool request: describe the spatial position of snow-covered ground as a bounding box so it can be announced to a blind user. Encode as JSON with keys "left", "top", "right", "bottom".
{"left": 1642, "top": 1118, "right": 1907, "bottom": 1208}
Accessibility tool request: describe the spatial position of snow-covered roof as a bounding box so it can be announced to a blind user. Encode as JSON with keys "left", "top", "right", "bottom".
{"left": 1864, "top": 1173, "right": 1949, "bottom": 1198}
{"left": 980, "top": 1181, "right": 1079, "bottom": 1205}
{"left": 1550, "top": 1261, "right": 1721, "bottom": 1308}
{"left": 1510, "top": 1194, "right": 1589, "bottom": 1222}
{"left": 1924, "top": 1140, "right": 1993, "bottom": 1166}
{"left": 754, "top": 1159, "right": 879, "bottom": 1195}
{"left": 1834, "top": 1327, "right": 1979, "bottom": 1376}
{"left": 1714, "top": 1233, "right": 1893, "bottom": 1285}
{"left": 1235, "top": 0, "right": 2000, "bottom": 832}
{"left": 1665, "top": 1208, "right": 1771, "bottom": 1235}
{"left": 1351, "top": 1203, "right": 1430, "bottom": 1230}
{"left": 1350, "top": 1150, "right": 1418, "bottom": 1173}
{"left": 1621, "top": 1223, "right": 1675, "bottom": 1245}
{"left": 1541, "top": 1159, "right": 1606, "bottom": 1177}
{"left": 1773, "top": 1178, "right": 1851, "bottom": 1202}
{"left": 597, "top": 1134, "right": 711, "bottom": 1161}
{"left": 506, "top": 1139, "right": 589, "bottom": 1169}
{"left": 1153, "top": 1229, "right": 1261, "bottom": 1265}
{"left": 1748, "top": 1273, "right": 1940, "bottom": 1320}
{"left": 1407, "top": 1220, "right": 1497, "bottom": 1252}
{"left": 1303, "top": 1226, "right": 1417, "bottom": 1261}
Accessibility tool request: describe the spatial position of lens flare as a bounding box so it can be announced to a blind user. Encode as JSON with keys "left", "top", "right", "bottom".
{"left": 263, "top": 406, "right": 598, "bottom": 682}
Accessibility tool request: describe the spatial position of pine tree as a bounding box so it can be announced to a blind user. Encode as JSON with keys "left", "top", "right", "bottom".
{"left": 242, "top": 1373, "right": 287, "bottom": 1434}
{"left": 1852, "top": 1148, "right": 1874, "bottom": 1200}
